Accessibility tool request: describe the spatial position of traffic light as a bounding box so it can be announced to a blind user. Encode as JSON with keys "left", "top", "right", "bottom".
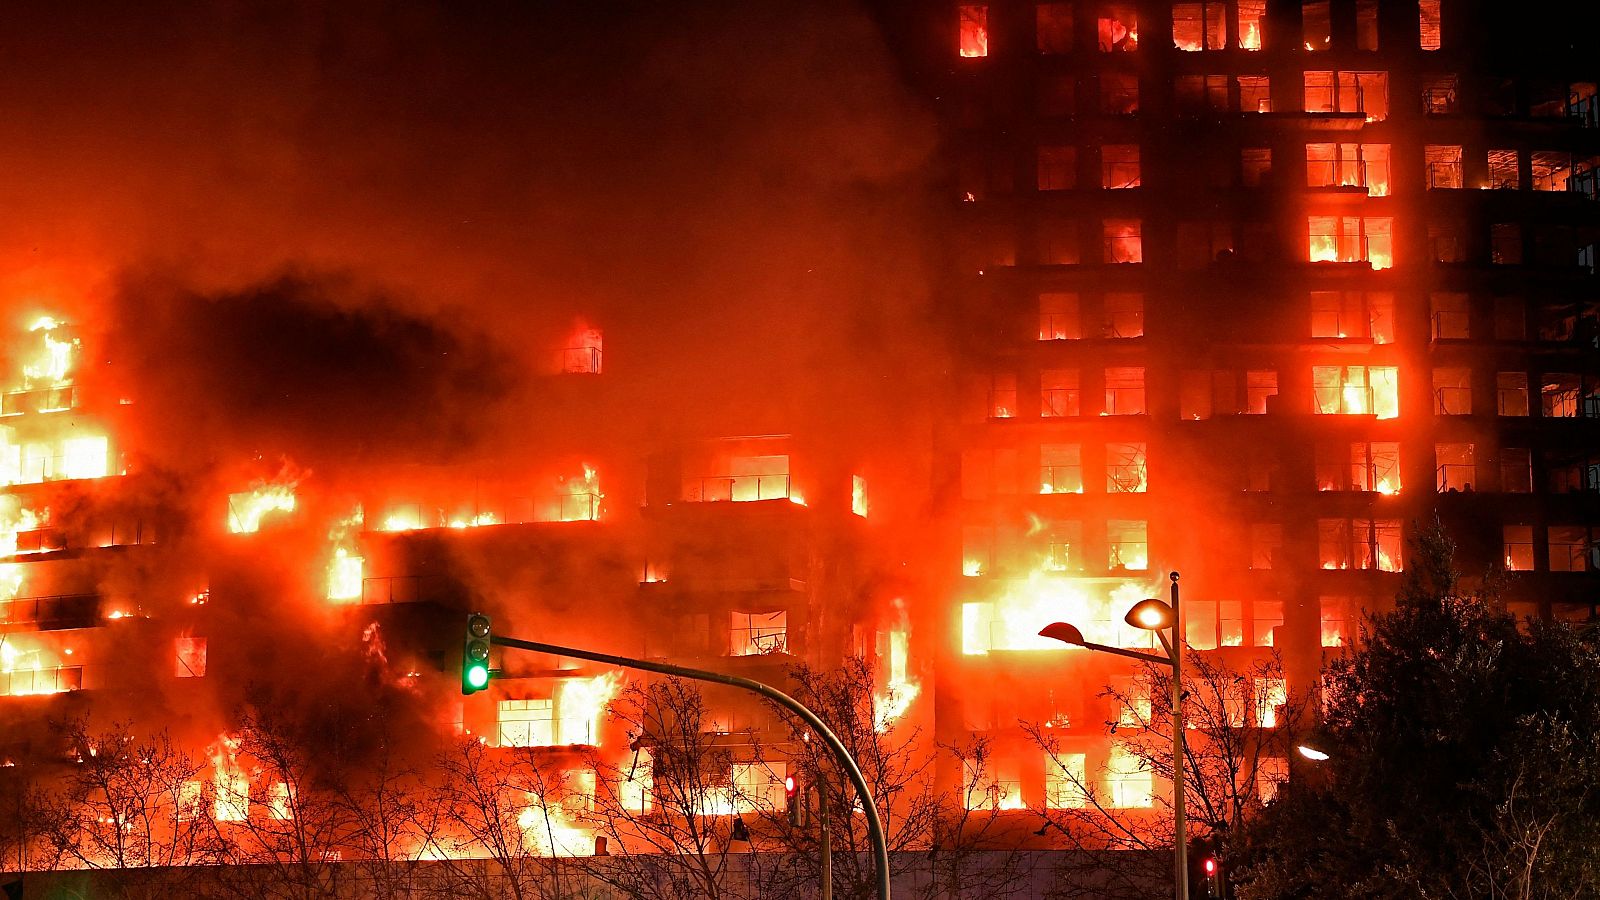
{"left": 462, "top": 613, "right": 492, "bottom": 694}
{"left": 1199, "top": 854, "right": 1225, "bottom": 898}
{"left": 784, "top": 774, "right": 803, "bottom": 827}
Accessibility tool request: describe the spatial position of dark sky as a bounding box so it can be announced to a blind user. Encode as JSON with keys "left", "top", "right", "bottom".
{"left": 0, "top": 0, "right": 942, "bottom": 467}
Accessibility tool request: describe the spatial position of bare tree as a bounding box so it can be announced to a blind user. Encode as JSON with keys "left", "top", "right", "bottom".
{"left": 922, "top": 734, "right": 1032, "bottom": 900}
{"left": 424, "top": 736, "right": 583, "bottom": 900}
{"left": 38, "top": 717, "right": 224, "bottom": 898}
{"left": 1023, "top": 651, "right": 1306, "bottom": 899}
{"left": 582, "top": 677, "right": 784, "bottom": 900}
{"left": 753, "top": 656, "right": 942, "bottom": 900}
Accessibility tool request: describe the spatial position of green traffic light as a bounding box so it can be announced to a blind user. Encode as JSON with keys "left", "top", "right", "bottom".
{"left": 466, "top": 663, "right": 490, "bottom": 689}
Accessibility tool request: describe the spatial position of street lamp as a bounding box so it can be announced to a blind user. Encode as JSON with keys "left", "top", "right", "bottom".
{"left": 1296, "top": 745, "right": 1330, "bottom": 761}
{"left": 1038, "top": 571, "right": 1189, "bottom": 900}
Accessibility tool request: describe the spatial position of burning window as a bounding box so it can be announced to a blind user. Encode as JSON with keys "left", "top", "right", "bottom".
{"left": 1501, "top": 448, "right": 1533, "bottom": 493}
{"left": 731, "top": 611, "right": 787, "bottom": 655}
{"left": 1106, "top": 442, "right": 1147, "bottom": 493}
{"left": 684, "top": 454, "right": 793, "bottom": 502}
{"left": 1305, "top": 142, "right": 1390, "bottom": 196}
{"left": 1487, "top": 150, "right": 1519, "bottom": 188}
{"left": 1097, "top": 4, "right": 1138, "bottom": 51}
{"left": 1319, "top": 597, "right": 1348, "bottom": 647}
{"left": 1503, "top": 525, "right": 1535, "bottom": 571}
{"left": 1100, "top": 72, "right": 1139, "bottom": 114}
{"left": 1038, "top": 74, "right": 1076, "bottom": 116}
{"left": 1102, "top": 292, "right": 1144, "bottom": 337}
{"left": 1498, "top": 372, "right": 1530, "bottom": 416}
{"left": 1319, "top": 518, "right": 1402, "bottom": 571}
{"left": 1039, "top": 443, "right": 1083, "bottom": 494}
{"left": 498, "top": 699, "right": 555, "bottom": 747}
{"left": 1036, "top": 3, "right": 1073, "bottom": 52}
{"left": 1038, "top": 218, "right": 1081, "bottom": 265}
{"left": 1307, "top": 215, "right": 1392, "bottom": 268}
{"left": 175, "top": 637, "right": 207, "bottom": 678}
{"left": 1175, "top": 74, "right": 1230, "bottom": 113}
{"left": 958, "top": 5, "right": 989, "bottom": 57}
{"left": 1245, "top": 370, "right": 1278, "bottom": 414}
{"left": 1342, "top": 441, "right": 1401, "bottom": 494}
{"left": 1303, "top": 71, "right": 1388, "bottom": 120}
{"left": 1256, "top": 677, "right": 1289, "bottom": 726}
{"left": 1102, "top": 219, "right": 1142, "bottom": 263}
{"left": 1045, "top": 753, "right": 1089, "bottom": 808}
{"left": 1436, "top": 443, "right": 1476, "bottom": 492}
{"left": 1241, "top": 147, "right": 1272, "bottom": 186}
{"left": 559, "top": 325, "right": 602, "bottom": 374}
{"left": 1037, "top": 145, "right": 1077, "bottom": 190}
{"left": 1491, "top": 223, "right": 1523, "bottom": 264}
{"left": 1537, "top": 303, "right": 1579, "bottom": 342}
{"left": 1040, "top": 519, "right": 1084, "bottom": 571}
{"left": 1423, "top": 144, "right": 1463, "bottom": 189}
{"left": 1549, "top": 527, "right": 1596, "bottom": 572}
{"left": 1107, "top": 519, "right": 1147, "bottom": 570}
{"left": 1172, "top": 2, "right": 1225, "bottom": 50}
{"left": 1302, "top": 0, "right": 1330, "bottom": 50}
{"left": 1039, "top": 292, "right": 1081, "bottom": 340}
{"left": 1101, "top": 144, "right": 1140, "bottom": 189}
{"left": 963, "top": 756, "right": 1023, "bottom": 810}
{"left": 986, "top": 374, "right": 1018, "bottom": 418}
{"left": 1419, "top": 0, "right": 1441, "bottom": 49}
{"left": 1238, "top": 75, "right": 1271, "bottom": 112}
{"left": 1312, "top": 365, "right": 1398, "bottom": 417}
{"left": 1532, "top": 151, "right": 1572, "bottom": 192}
{"left": 1309, "top": 291, "right": 1394, "bottom": 342}
{"left": 1185, "top": 600, "right": 1217, "bottom": 649}
{"left": 1041, "top": 369, "right": 1080, "bottom": 417}
{"left": 1541, "top": 373, "right": 1580, "bottom": 417}
{"left": 1237, "top": 0, "right": 1265, "bottom": 49}
{"left": 1103, "top": 367, "right": 1145, "bottom": 415}
{"left": 1259, "top": 757, "right": 1289, "bottom": 801}
{"left": 1107, "top": 747, "right": 1152, "bottom": 808}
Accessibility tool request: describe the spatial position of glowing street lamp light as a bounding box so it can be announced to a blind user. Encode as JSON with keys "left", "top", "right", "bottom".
{"left": 1039, "top": 572, "right": 1190, "bottom": 900}
{"left": 1297, "top": 744, "right": 1330, "bottom": 761}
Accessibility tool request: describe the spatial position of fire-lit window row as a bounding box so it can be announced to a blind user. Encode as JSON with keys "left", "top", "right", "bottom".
{"left": 955, "top": 0, "right": 1442, "bottom": 58}
{"left": 960, "top": 518, "right": 1146, "bottom": 577}
{"left": 1504, "top": 525, "right": 1600, "bottom": 573}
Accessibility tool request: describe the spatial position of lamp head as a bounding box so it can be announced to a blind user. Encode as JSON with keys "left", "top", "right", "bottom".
{"left": 1124, "top": 598, "right": 1174, "bottom": 631}
{"left": 1038, "top": 622, "right": 1086, "bottom": 646}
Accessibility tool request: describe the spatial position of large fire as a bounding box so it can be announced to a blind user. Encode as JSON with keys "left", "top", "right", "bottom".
{"left": 963, "top": 570, "right": 1155, "bottom": 656}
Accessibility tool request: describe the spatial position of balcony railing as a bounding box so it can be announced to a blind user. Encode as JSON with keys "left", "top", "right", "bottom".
{"left": 0, "top": 665, "right": 83, "bottom": 696}
{"left": 0, "top": 593, "right": 99, "bottom": 629}
{"left": 0, "top": 386, "right": 78, "bottom": 416}
{"left": 682, "top": 474, "right": 793, "bottom": 504}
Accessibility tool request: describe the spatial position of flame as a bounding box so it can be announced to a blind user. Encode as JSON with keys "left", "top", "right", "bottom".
{"left": 1240, "top": 21, "right": 1261, "bottom": 49}
{"left": 208, "top": 734, "right": 249, "bottom": 822}
{"left": 448, "top": 512, "right": 500, "bottom": 529}
{"left": 518, "top": 798, "right": 590, "bottom": 856}
{"left": 852, "top": 475, "right": 868, "bottom": 517}
{"left": 0, "top": 635, "right": 73, "bottom": 696}
{"left": 963, "top": 571, "right": 1155, "bottom": 655}
{"left": 228, "top": 481, "right": 298, "bottom": 533}
{"left": 21, "top": 318, "right": 77, "bottom": 388}
{"left": 558, "top": 673, "right": 620, "bottom": 746}
{"left": 1375, "top": 477, "right": 1399, "bottom": 496}
{"left": 325, "top": 507, "right": 365, "bottom": 602}
{"left": 873, "top": 630, "right": 920, "bottom": 732}
{"left": 559, "top": 464, "right": 602, "bottom": 521}
{"left": 1309, "top": 234, "right": 1339, "bottom": 263}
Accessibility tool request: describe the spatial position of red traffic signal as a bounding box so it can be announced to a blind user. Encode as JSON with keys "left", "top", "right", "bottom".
{"left": 1203, "top": 857, "right": 1217, "bottom": 876}
{"left": 784, "top": 775, "right": 797, "bottom": 798}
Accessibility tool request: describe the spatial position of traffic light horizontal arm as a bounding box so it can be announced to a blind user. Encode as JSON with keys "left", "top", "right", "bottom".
{"left": 488, "top": 633, "right": 892, "bottom": 900}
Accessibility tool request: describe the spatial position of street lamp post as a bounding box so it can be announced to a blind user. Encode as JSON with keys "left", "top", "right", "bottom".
{"left": 1038, "top": 571, "right": 1189, "bottom": 900}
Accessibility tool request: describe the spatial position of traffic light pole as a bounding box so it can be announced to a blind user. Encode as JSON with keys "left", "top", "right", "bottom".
{"left": 488, "top": 633, "right": 891, "bottom": 900}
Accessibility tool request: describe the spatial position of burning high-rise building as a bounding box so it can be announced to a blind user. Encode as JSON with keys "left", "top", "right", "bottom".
{"left": 879, "top": 0, "right": 1600, "bottom": 840}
